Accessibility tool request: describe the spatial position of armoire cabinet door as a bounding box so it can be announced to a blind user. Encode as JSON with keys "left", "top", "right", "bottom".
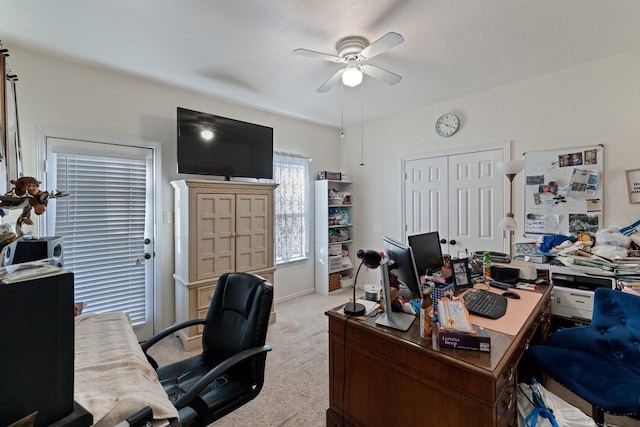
{"left": 236, "top": 194, "right": 270, "bottom": 272}
{"left": 194, "top": 193, "right": 235, "bottom": 280}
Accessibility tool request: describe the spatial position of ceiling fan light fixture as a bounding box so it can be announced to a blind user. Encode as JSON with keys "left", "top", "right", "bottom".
{"left": 342, "top": 66, "right": 363, "bottom": 87}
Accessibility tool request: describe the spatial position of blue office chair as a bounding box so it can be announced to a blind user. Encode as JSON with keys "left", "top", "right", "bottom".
{"left": 527, "top": 288, "right": 640, "bottom": 425}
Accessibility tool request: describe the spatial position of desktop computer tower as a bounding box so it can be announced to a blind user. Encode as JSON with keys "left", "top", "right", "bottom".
{"left": 0, "top": 271, "right": 75, "bottom": 426}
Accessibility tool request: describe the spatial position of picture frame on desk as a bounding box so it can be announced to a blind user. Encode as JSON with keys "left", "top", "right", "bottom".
{"left": 626, "top": 168, "right": 640, "bottom": 204}
{"left": 451, "top": 258, "right": 472, "bottom": 291}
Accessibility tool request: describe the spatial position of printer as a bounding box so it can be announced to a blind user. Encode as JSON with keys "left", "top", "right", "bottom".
{"left": 548, "top": 265, "right": 616, "bottom": 322}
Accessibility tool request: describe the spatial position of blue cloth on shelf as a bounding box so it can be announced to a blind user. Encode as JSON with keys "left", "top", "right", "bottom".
{"left": 539, "top": 235, "right": 576, "bottom": 253}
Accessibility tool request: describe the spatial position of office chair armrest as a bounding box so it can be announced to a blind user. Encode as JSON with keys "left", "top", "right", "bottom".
{"left": 173, "top": 345, "right": 272, "bottom": 409}
{"left": 141, "top": 319, "right": 206, "bottom": 352}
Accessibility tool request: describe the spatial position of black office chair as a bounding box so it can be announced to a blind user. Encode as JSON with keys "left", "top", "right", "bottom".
{"left": 141, "top": 272, "right": 273, "bottom": 427}
{"left": 527, "top": 288, "right": 640, "bottom": 426}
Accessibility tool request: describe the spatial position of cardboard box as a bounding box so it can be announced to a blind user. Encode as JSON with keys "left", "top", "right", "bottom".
{"left": 437, "top": 323, "right": 491, "bottom": 352}
{"left": 317, "top": 171, "right": 342, "bottom": 180}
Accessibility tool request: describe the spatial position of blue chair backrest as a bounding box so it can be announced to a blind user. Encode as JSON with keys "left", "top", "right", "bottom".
{"left": 588, "top": 288, "right": 640, "bottom": 376}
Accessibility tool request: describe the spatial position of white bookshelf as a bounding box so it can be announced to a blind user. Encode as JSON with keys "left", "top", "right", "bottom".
{"left": 315, "top": 179, "right": 354, "bottom": 295}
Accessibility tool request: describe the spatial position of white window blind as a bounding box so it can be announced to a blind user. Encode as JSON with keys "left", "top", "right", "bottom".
{"left": 53, "top": 153, "right": 148, "bottom": 324}
{"left": 273, "top": 152, "right": 310, "bottom": 264}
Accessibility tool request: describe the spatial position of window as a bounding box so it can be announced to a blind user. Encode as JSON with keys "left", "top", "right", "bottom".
{"left": 273, "top": 152, "right": 310, "bottom": 264}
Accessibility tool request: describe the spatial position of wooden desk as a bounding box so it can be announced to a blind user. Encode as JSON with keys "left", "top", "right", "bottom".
{"left": 325, "top": 285, "right": 551, "bottom": 427}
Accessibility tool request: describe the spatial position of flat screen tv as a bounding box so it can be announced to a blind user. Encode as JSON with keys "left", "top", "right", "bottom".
{"left": 177, "top": 107, "right": 273, "bottom": 179}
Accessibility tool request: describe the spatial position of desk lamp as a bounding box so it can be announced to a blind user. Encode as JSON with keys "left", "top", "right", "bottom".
{"left": 344, "top": 249, "right": 382, "bottom": 316}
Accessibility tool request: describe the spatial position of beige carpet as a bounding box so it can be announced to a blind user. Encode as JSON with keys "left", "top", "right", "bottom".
{"left": 149, "top": 289, "right": 640, "bottom": 427}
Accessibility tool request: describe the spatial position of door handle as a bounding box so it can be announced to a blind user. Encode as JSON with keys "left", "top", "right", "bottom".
{"left": 440, "top": 239, "right": 446, "bottom": 244}
{"left": 449, "top": 240, "right": 457, "bottom": 245}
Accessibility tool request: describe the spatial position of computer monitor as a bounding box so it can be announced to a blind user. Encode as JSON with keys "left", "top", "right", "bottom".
{"left": 382, "top": 236, "right": 422, "bottom": 300}
{"left": 408, "top": 231, "right": 444, "bottom": 276}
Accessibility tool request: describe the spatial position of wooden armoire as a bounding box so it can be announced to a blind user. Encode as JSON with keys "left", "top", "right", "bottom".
{"left": 171, "top": 179, "right": 277, "bottom": 350}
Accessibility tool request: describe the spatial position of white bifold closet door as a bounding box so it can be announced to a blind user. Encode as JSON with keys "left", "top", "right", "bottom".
{"left": 404, "top": 146, "right": 507, "bottom": 259}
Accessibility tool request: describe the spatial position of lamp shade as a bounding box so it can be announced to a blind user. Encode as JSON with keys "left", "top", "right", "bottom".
{"left": 342, "top": 66, "right": 363, "bottom": 87}
{"left": 357, "top": 249, "right": 382, "bottom": 269}
{"left": 496, "top": 160, "right": 525, "bottom": 175}
{"left": 498, "top": 213, "right": 517, "bottom": 231}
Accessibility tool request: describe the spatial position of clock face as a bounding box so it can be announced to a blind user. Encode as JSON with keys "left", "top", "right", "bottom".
{"left": 435, "top": 113, "right": 460, "bottom": 137}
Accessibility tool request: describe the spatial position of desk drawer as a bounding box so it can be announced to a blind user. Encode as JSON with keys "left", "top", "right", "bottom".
{"left": 196, "top": 283, "right": 216, "bottom": 310}
{"left": 496, "top": 384, "right": 518, "bottom": 427}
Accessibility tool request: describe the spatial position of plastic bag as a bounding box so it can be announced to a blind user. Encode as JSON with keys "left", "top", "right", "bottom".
{"left": 517, "top": 382, "right": 597, "bottom": 427}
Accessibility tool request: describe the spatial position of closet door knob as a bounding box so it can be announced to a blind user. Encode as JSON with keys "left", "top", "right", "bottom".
{"left": 449, "top": 239, "right": 457, "bottom": 245}
{"left": 440, "top": 239, "right": 446, "bottom": 244}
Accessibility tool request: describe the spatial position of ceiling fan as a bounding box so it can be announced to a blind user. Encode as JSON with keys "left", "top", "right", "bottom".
{"left": 293, "top": 31, "right": 404, "bottom": 93}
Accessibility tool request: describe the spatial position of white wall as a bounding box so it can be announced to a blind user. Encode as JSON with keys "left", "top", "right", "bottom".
{"left": 6, "top": 45, "right": 341, "bottom": 329}
{"left": 342, "top": 49, "right": 640, "bottom": 285}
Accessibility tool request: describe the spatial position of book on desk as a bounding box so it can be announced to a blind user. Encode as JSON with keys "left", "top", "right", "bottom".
{"left": 436, "top": 298, "right": 491, "bottom": 352}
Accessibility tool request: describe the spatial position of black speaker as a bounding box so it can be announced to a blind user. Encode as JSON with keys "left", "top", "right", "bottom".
{"left": 3, "top": 236, "right": 64, "bottom": 267}
{"left": 0, "top": 272, "right": 75, "bottom": 426}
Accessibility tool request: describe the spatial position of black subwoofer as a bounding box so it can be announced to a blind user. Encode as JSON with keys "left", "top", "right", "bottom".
{"left": 0, "top": 272, "right": 75, "bottom": 426}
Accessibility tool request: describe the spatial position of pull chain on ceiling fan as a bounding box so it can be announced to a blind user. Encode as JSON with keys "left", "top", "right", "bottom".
{"left": 293, "top": 31, "right": 404, "bottom": 93}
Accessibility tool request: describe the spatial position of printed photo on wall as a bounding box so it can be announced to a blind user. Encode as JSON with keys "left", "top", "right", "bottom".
{"left": 567, "top": 169, "right": 601, "bottom": 198}
{"left": 537, "top": 181, "right": 558, "bottom": 195}
{"left": 569, "top": 213, "right": 599, "bottom": 234}
{"left": 584, "top": 149, "right": 597, "bottom": 165}
{"left": 558, "top": 152, "right": 583, "bottom": 167}
{"left": 525, "top": 213, "right": 560, "bottom": 235}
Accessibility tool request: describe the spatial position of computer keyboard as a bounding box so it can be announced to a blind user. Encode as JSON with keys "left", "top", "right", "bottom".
{"left": 463, "top": 289, "right": 508, "bottom": 319}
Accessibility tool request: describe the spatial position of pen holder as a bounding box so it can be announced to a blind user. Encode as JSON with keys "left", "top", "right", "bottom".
{"left": 431, "top": 283, "right": 454, "bottom": 307}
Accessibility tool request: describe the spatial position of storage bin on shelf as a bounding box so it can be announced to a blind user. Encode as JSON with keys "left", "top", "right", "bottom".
{"left": 329, "top": 245, "right": 342, "bottom": 257}
{"left": 340, "top": 275, "right": 354, "bottom": 288}
{"left": 329, "top": 256, "right": 343, "bottom": 272}
{"left": 329, "top": 272, "right": 341, "bottom": 292}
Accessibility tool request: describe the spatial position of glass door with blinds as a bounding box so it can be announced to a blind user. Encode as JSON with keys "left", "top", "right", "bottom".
{"left": 44, "top": 136, "right": 156, "bottom": 339}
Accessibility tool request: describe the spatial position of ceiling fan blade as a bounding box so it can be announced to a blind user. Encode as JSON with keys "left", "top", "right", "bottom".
{"left": 360, "top": 32, "right": 404, "bottom": 60}
{"left": 317, "top": 69, "right": 345, "bottom": 93}
{"left": 292, "top": 48, "right": 343, "bottom": 63}
{"left": 361, "top": 64, "right": 402, "bottom": 85}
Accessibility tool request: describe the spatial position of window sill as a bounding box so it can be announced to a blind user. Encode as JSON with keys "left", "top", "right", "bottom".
{"left": 275, "top": 257, "right": 309, "bottom": 267}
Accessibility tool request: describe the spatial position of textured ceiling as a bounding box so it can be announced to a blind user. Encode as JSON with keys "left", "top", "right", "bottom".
{"left": 2, "top": 0, "right": 640, "bottom": 128}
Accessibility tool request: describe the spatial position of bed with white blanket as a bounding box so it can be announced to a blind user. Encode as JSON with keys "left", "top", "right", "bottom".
{"left": 74, "top": 313, "right": 179, "bottom": 426}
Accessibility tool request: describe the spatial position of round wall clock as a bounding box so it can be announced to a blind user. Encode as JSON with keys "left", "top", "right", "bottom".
{"left": 435, "top": 113, "right": 460, "bottom": 137}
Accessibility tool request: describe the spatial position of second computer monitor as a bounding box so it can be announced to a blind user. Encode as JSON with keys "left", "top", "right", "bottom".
{"left": 383, "top": 236, "right": 422, "bottom": 299}
{"left": 408, "top": 231, "right": 444, "bottom": 276}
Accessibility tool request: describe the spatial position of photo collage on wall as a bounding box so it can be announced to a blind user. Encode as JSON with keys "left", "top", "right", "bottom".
{"left": 523, "top": 146, "right": 603, "bottom": 237}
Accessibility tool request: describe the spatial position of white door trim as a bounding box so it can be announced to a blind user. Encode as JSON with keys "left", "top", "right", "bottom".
{"left": 35, "top": 127, "right": 163, "bottom": 335}
{"left": 401, "top": 142, "right": 512, "bottom": 243}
